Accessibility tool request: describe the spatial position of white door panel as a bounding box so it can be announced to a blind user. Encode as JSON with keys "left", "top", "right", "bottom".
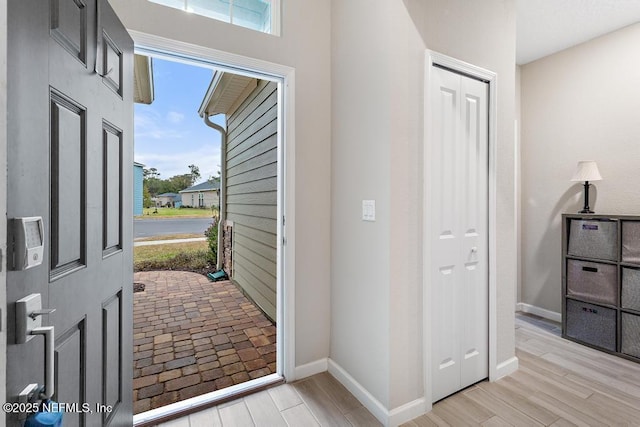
{"left": 430, "top": 66, "right": 489, "bottom": 402}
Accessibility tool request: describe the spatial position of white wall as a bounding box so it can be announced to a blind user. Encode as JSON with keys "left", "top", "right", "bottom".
{"left": 520, "top": 23, "right": 640, "bottom": 314}
{"left": 330, "top": 0, "right": 395, "bottom": 408}
{"left": 109, "top": 0, "right": 332, "bottom": 369}
{"left": 331, "top": 0, "right": 517, "bottom": 419}
{"left": 0, "top": 0, "right": 7, "bottom": 414}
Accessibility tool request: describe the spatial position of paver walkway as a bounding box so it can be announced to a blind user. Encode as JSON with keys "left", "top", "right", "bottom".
{"left": 133, "top": 271, "right": 276, "bottom": 414}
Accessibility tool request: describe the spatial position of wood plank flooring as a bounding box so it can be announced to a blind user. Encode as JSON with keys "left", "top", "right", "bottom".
{"left": 157, "top": 372, "right": 381, "bottom": 427}
{"left": 159, "top": 313, "right": 640, "bottom": 426}
{"left": 405, "top": 314, "right": 640, "bottom": 427}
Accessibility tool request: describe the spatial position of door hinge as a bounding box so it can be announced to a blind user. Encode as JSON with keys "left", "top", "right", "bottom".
{"left": 282, "top": 216, "right": 285, "bottom": 226}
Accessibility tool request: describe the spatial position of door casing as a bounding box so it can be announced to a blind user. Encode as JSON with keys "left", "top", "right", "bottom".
{"left": 423, "top": 50, "right": 498, "bottom": 411}
{"left": 130, "top": 31, "right": 296, "bottom": 424}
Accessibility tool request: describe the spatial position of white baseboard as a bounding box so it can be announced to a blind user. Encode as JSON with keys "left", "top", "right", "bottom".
{"left": 494, "top": 356, "right": 519, "bottom": 380}
{"left": 294, "top": 358, "right": 328, "bottom": 380}
{"left": 388, "top": 397, "right": 428, "bottom": 427}
{"left": 517, "top": 302, "right": 561, "bottom": 323}
{"left": 327, "top": 359, "right": 427, "bottom": 427}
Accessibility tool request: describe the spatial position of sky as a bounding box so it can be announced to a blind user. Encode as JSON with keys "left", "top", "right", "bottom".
{"left": 134, "top": 58, "right": 225, "bottom": 183}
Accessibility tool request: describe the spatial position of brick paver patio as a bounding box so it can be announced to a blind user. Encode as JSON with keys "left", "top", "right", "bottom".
{"left": 132, "top": 271, "right": 276, "bottom": 414}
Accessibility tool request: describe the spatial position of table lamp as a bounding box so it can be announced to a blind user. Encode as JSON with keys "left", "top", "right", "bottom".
{"left": 571, "top": 160, "right": 602, "bottom": 214}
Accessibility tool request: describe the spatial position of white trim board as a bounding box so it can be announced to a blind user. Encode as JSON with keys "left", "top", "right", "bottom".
{"left": 495, "top": 356, "right": 519, "bottom": 380}
{"left": 517, "top": 302, "right": 562, "bottom": 323}
{"left": 328, "top": 359, "right": 427, "bottom": 427}
{"left": 134, "top": 374, "right": 283, "bottom": 425}
{"left": 293, "top": 358, "right": 328, "bottom": 380}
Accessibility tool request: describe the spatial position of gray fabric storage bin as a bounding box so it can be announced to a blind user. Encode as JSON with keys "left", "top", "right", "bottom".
{"left": 566, "top": 299, "right": 616, "bottom": 351}
{"left": 622, "top": 221, "right": 640, "bottom": 264}
{"left": 622, "top": 268, "right": 640, "bottom": 312}
{"left": 567, "top": 219, "right": 618, "bottom": 261}
{"left": 621, "top": 313, "right": 640, "bottom": 358}
{"left": 567, "top": 260, "right": 617, "bottom": 305}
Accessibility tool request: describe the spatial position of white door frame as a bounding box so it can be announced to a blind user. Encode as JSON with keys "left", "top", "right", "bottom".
{"left": 423, "top": 50, "right": 497, "bottom": 410}
{"left": 129, "top": 31, "right": 296, "bottom": 423}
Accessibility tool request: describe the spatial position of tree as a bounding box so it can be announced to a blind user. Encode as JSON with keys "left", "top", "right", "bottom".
{"left": 168, "top": 174, "right": 192, "bottom": 192}
{"left": 142, "top": 186, "right": 153, "bottom": 208}
{"left": 188, "top": 164, "right": 201, "bottom": 185}
{"left": 144, "top": 167, "right": 160, "bottom": 179}
{"left": 144, "top": 177, "right": 167, "bottom": 196}
{"left": 208, "top": 169, "right": 221, "bottom": 184}
{"left": 142, "top": 165, "right": 202, "bottom": 197}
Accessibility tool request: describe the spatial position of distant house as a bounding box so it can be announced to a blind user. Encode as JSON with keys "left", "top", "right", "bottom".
{"left": 156, "top": 192, "right": 181, "bottom": 207}
{"left": 179, "top": 181, "right": 220, "bottom": 208}
{"left": 133, "top": 162, "right": 145, "bottom": 216}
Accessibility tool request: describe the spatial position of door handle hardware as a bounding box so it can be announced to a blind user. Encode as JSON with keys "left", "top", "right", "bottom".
{"left": 29, "top": 309, "right": 56, "bottom": 321}
{"left": 31, "top": 326, "right": 55, "bottom": 399}
{"left": 471, "top": 247, "right": 478, "bottom": 253}
{"left": 15, "top": 294, "right": 56, "bottom": 400}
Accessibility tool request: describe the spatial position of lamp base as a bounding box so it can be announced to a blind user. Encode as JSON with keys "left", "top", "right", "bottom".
{"left": 579, "top": 181, "right": 594, "bottom": 214}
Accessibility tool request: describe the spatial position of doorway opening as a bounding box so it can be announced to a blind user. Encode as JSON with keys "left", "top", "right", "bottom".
{"left": 131, "top": 44, "right": 289, "bottom": 424}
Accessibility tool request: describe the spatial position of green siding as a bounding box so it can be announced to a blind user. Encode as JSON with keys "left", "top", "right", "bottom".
{"left": 226, "top": 80, "right": 278, "bottom": 320}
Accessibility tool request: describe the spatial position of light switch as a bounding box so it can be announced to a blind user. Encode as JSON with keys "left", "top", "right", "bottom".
{"left": 362, "top": 200, "right": 375, "bottom": 221}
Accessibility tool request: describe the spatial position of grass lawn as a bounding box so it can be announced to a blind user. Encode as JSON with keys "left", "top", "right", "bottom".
{"left": 137, "top": 207, "right": 218, "bottom": 218}
{"left": 134, "top": 241, "right": 213, "bottom": 273}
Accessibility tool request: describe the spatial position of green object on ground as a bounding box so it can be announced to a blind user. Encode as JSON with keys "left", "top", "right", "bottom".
{"left": 207, "top": 270, "right": 227, "bottom": 281}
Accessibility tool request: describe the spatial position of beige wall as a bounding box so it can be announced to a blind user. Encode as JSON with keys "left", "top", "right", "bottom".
{"left": 520, "top": 24, "right": 640, "bottom": 314}
{"left": 331, "top": 0, "right": 517, "bottom": 415}
{"left": 180, "top": 190, "right": 218, "bottom": 208}
{"left": 110, "top": 0, "right": 332, "bottom": 368}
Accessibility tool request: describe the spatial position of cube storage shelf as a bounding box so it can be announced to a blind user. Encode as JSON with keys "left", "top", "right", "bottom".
{"left": 562, "top": 214, "right": 640, "bottom": 362}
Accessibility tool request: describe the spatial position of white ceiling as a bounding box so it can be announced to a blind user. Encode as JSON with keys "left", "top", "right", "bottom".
{"left": 517, "top": 0, "right": 640, "bottom": 64}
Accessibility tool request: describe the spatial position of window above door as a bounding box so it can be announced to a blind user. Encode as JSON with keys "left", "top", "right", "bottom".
{"left": 148, "top": 0, "right": 279, "bottom": 35}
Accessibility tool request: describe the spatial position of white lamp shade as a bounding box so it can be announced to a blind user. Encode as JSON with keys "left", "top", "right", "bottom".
{"left": 571, "top": 161, "right": 602, "bottom": 182}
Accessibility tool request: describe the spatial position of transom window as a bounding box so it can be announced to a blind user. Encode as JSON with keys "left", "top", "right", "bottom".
{"left": 149, "top": 0, "right": 279, "bottom": 35}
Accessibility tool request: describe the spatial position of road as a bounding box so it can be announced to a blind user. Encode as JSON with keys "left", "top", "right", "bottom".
{"left": 134, "top": 218, "right": 214, "bottom": 238}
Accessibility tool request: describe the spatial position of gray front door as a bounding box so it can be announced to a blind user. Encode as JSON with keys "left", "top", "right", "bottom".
{"left": 7, "top": 0, "right": 133, "bottom": 426}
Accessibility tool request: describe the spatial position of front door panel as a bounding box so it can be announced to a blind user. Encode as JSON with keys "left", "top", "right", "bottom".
{"left": 7, "top": 1, "right": 133, "bottom": 425}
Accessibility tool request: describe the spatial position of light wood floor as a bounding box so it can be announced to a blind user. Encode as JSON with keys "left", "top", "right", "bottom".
{"left": 159, "top": 314, "right": 640, "bottom": 426}
{"left": 407, "top": 314, "right": 640, "bottom": 427}
{"left": 157, "top": 371, "right": 382, "bottom": 427}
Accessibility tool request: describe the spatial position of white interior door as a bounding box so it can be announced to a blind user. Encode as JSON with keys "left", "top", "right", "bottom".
{"left": 430, "top": 65, "right": 489, "bottom": 402}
